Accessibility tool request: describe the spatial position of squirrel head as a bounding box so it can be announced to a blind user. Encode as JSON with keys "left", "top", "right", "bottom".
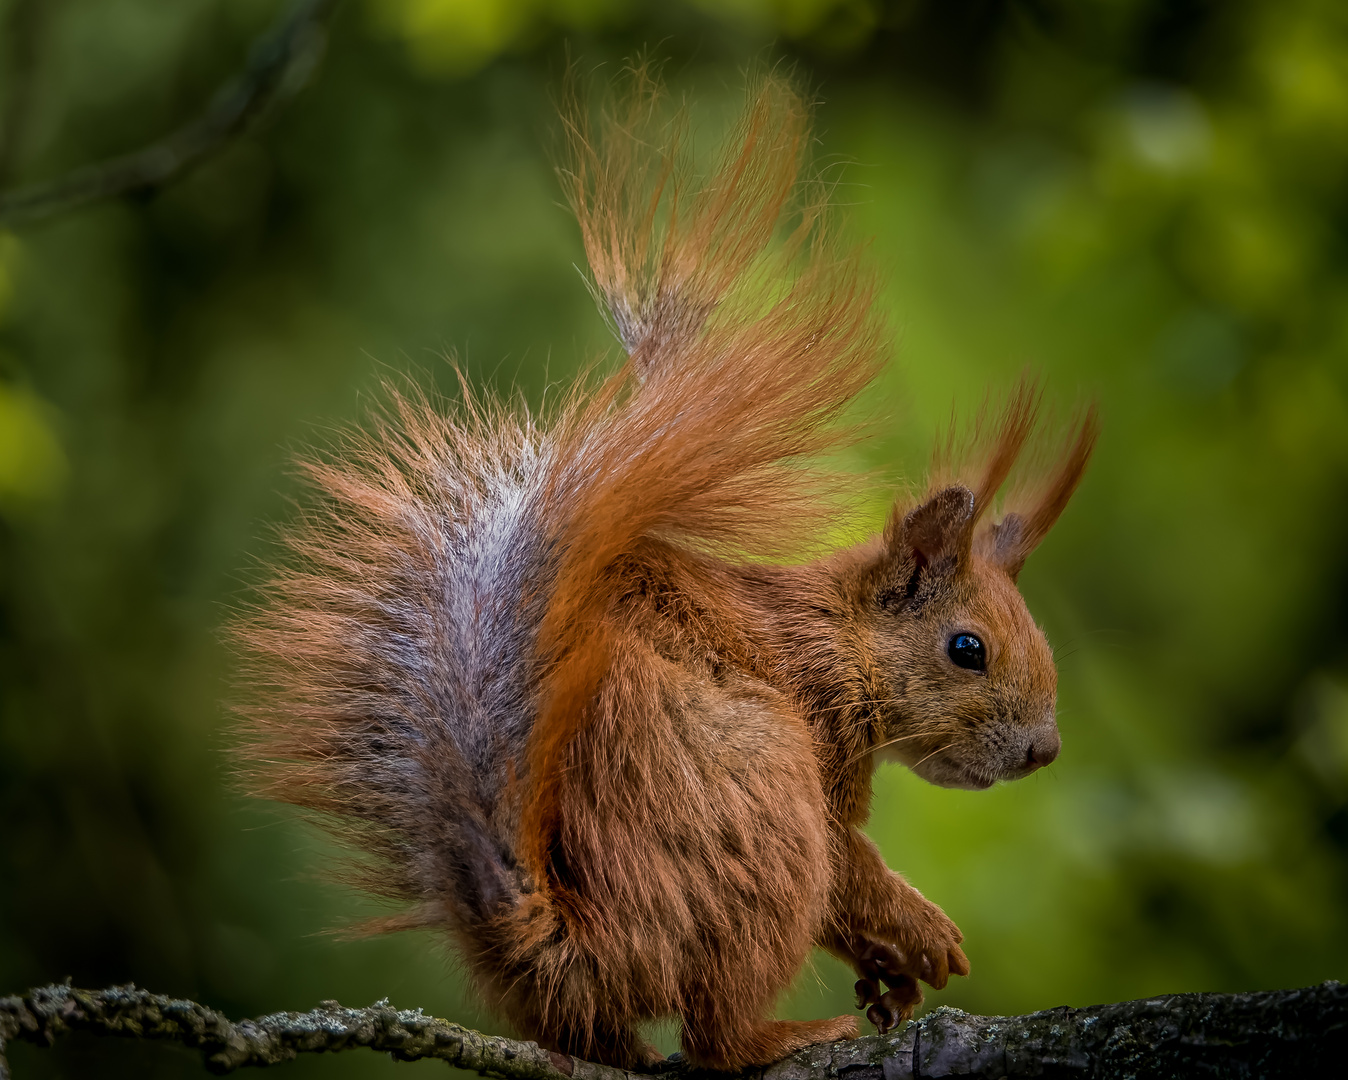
{"left": 862, "top": 395, "right": 1099, "bottom": 790}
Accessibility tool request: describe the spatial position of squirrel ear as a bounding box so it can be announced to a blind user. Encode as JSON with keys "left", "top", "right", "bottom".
{"left": 877, "top": 486, "right": 975, "bottom": 610}
{"left": 889, "top": 485, "right": 977, "bottom": 571}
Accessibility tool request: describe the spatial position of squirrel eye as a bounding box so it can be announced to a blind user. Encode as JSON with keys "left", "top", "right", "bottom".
{"left": 947, "top": 633, "right": 987, "bottom": 672}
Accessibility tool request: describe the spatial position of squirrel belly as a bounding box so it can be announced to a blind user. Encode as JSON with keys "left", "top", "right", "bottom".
{"left": 235, "top": 70, "right": 1097, "bottom": 1072}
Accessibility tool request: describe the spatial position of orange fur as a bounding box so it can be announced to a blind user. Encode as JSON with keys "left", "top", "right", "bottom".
{"left": 234, "top": 69, "right": 1096, "bottom": 1071}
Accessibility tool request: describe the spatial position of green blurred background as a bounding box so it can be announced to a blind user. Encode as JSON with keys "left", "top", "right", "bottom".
{"left": 3, "top": 0, "right": 1348, "bottom": 1076}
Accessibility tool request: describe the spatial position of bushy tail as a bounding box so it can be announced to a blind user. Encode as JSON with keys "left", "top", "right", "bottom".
{"left": 519, "top": 70, "right": 886, "bottom": 914}
{"left": 233, "top": 385, "right": 540, "bottom": 935}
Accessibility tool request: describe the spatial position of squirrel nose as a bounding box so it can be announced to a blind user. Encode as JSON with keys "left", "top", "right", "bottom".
{"left": 1026, "top": 726, "right": 1061, "bottom": 769}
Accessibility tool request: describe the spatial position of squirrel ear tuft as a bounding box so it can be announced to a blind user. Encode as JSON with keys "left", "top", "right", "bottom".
{"left": 890, "top": 485, "right": 977, "bottom": 571}
{"left": 986, "top": 512, "right": 1029, "bottom": 581}
{"left": 984, "top": 404, "right": 1099, "bottom": 579}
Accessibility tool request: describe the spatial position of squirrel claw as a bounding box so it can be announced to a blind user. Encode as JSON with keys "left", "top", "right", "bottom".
{"left": 865, "top": 1002, "right": 895, "bottom": 1034}
{"left": 865, "top": 981, "right": 920, "bottom": 1035}
{"left": 855, "top": 978, "right": 880, "bottom": 1009}
{"left": 882, "top": 983, "right": 920, "bottom": 1025}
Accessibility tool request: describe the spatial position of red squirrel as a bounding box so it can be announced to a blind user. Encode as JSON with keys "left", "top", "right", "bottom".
{"left": 236, "top": 71, "right": 1097, "bottom": 1072}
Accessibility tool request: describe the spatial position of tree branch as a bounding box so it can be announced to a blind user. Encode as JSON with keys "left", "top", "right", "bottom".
{"left": 0, "top": 0, "right": 340, "bottom": 227}
{"left": 1, "top": 981, "right": 1344, "bottom": 1079}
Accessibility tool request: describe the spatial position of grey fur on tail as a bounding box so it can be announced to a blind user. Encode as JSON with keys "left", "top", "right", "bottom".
{"left": 234, "top": 390, "right": 558, "bottom": 934}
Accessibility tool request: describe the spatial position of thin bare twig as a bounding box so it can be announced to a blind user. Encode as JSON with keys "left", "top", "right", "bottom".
{"left": 1, "top": 980, "right": 1344, "bottom": 1079}
{"left": 0, "top": 0, "right": 340, "bottom": 227}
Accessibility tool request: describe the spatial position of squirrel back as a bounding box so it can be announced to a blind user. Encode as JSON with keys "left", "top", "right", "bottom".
{"left": 235, "top": 69, "right": 1096, "bottom": 1069}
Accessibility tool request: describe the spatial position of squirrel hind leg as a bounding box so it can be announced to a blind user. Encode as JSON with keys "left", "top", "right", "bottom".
{"left": 680, "top": 1011, "right": 860, "bottom": 1071}
{"left": 535, "top": 1019, "right": 664, "bottom": 1071}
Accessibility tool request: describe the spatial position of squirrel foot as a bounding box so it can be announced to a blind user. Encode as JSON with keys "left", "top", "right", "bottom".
{"left": 683, "top": 1015, "right": 859, "bottom": 1071}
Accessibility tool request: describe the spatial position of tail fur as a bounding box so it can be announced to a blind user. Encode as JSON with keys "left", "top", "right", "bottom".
{"left": 520, "top": 69, "right": 885, "bottom": 915}
{"left": 234, "top": 383, "right": 549, "bottom": 934}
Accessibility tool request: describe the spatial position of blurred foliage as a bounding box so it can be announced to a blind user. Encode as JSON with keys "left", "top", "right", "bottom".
{"left": 3, "top": 0, "right": 1348, "bottom": 1077}
{"left": 366, "top": 1, "right": 879, "bottom": 74}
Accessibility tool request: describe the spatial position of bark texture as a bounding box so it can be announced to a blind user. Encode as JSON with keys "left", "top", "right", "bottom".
{"left": 0, "top": 981, "right": 1343, "bottom": 1080}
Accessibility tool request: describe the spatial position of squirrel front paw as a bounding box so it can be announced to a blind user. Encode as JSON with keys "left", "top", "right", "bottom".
{"left": 848, "top": 916, "right": 970, "bottom": 1033}
{"left": 853, "top": 955, "right": 920, "bottom": 1034}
